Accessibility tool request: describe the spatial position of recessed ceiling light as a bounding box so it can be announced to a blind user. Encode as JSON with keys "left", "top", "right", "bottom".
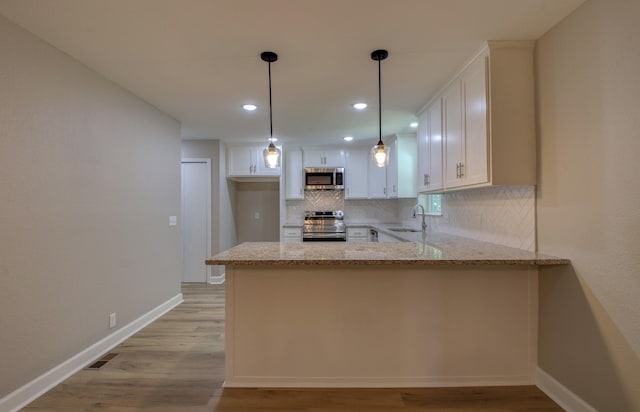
{"left": 242, "top": 104, "right": 257, "bottom": 111}
{"left": 343, "top": 136, "right": 354, "bottom": 142}
{"left": 410, "top": 122, "right": 418, "bottom": 128}
{"left": 353, "top": 102, "right": 367, "bottom": 110}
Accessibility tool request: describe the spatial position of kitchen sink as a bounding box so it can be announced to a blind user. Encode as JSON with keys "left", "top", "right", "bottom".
{"left": 388, "top": 227, "right": 422, "bottom": 233}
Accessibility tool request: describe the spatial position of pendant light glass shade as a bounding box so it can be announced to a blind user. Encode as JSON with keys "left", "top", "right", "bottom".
{"left": 263, "top": 141, "right": 280, "bottom": 168}
{"left": 261, "top": 51, "right": 281, "bottom": 169}
{"left": 371, "top": 49, "right": 389, "bottom": 167}
{"left": 372, "top": 138, "right": 390, "bottom": 168}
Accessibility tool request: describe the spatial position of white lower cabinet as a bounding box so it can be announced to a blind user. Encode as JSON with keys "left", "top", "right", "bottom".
{"left": 346, "top": 226, "right": 369, "bottom": 243}
{"left": 282, "top": 226, "right": 302, "bottom": 243}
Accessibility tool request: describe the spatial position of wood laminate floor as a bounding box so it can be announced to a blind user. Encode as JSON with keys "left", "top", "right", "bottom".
{"left": 23, "top": 283, "right": 563, "bottom": 411}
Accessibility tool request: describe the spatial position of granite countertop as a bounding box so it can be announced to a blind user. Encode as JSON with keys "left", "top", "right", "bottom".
{"left": 206, "top": 232, "right": 570, "bottom": 266}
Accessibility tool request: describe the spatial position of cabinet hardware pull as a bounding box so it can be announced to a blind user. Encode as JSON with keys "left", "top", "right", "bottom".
{"left": 424, "top": 173, "right": 428, "bottom": 185}
{"left": 459, "top": 163, "right": 464, "bottom": 178}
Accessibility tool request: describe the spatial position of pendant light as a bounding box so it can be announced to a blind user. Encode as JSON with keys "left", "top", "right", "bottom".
{"left": 371, "top": 49, "right": 390, "bottom": 168}
{"left": 261, "top": 51, "right": 281, "bottom": 169}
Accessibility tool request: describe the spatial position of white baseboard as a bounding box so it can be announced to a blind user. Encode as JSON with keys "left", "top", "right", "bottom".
{"left": 209, "top": 272, "right": 225, "bottom": 284}
{"left": 0, "top": 293, "right": 183, "bottom": 412}
{"left": 223, "top": 374, "right": 534, "bottom": 388}
{"left": 536, "top": 368, "right": 597, "bottom": 412}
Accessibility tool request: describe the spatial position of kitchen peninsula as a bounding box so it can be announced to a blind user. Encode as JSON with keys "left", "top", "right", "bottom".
{"left": 206, "top": 236, "right": 568, "bottom": 388}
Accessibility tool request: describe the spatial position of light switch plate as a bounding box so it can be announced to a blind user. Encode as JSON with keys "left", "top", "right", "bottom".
{"left": 169, "top": 216, "right": 177, "bottom": 226}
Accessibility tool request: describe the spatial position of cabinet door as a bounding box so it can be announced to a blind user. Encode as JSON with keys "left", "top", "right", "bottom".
{"left": 227, "top": 146, "right": 254, "bottom": 176}
{"left": 427, "top": 100, "right": 444, "bottom": 191}
{"left": 417, "top": 110, "right": 430, "bottom": 193}
{"left": 386, "top": 138, "right": 398, "bottom": 198}
{"left": 302, "top": 149, "right": 325, "bottom": 167}
{"left": 323, "top": 150, "right": 345, "bottom": 167}
{"left": 285, "top": 149, "right": 304, "bottom": 199}
{"left": 345, "top": 150, "right": 369, "bottom": 199}
{"left": 461, "top": 55, "right": 488, "bottom": 186}
{"left": 368, "top": 160, "right": 387, "bottom": 199}
{"left": 443, "top": 80, "right": 464, "bottom": 189}
{"left": 303, "top": 149, "right": 345, "bottom": 167}
{"left": 282, "top": 227, "right": 302, "bottom": 243}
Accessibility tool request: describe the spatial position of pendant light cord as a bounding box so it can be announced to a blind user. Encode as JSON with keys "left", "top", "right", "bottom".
{"left": 377, "top": 58, "right": 382, "bottom": 145}
{"left": 268, "top": 60, "right": 273, "bottom": 141}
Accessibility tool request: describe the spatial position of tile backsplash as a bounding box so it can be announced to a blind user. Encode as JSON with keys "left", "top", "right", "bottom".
{"left": 285, "top": 186, "right": 536, "bottom": 252}
{"left": 427, "top": 186, "right": 536, "bottom": 251}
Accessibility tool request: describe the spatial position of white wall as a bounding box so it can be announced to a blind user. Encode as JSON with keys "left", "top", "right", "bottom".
{"left": 0, "top": 15, "right": 182, "bottom": 398}
{"left": 536, "top": 0, "right": 640, "bottom": 409}
{"left": 235, "top": 182, "right": 280, "bottom": 242}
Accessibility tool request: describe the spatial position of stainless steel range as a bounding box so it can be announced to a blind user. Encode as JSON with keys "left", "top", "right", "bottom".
{"left": 303, "top": 210, "right": 346, "bottom": 242}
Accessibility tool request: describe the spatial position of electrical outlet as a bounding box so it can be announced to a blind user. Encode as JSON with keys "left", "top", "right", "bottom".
{"left": 109, "top": 313, "right": 116, "bottom": 329}
{"left": 254, "top": 212, "right": 260, "bottom": 219}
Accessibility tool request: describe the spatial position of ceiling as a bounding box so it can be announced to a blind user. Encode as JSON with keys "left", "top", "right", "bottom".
{"left": 0, "top": 0, "right": 585, "bottom": 147}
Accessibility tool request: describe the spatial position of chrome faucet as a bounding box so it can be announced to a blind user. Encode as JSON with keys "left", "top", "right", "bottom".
{"left": 413, "top": 204, "right": 427, "bottom": 234}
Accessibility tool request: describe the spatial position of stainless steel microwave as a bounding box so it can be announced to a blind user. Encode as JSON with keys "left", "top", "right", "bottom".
{"left": 304, "top": 167, "right": 344, "bottom": 190}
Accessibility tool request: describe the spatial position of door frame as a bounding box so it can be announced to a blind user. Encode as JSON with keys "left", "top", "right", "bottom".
{"left": 181, "top": 158, "right": 212, "bottom": 283}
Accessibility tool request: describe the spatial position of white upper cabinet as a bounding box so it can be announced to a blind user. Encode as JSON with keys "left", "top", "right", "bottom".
{"left": 345, "top": 150, "right": 368, "bottom": 199}
{"left": 227, "top": 145, "right": 281, "bottom": 178}
{"left": 417, "top": 100, "right": 443, "bottom": 193}
{"left": 386, "top": 138, "right": 398, "bottom": 198}
{"left": 462, "top": 54, "right": 489, "bottom": 187}
{"left": 303, "top": 149, "right": 345, "bottom": 168}
{"left": 298, "top": 142, "right": 416, "bottom": 200}
{"left": 444, "top": 52, "right": 488, "bottom": 190}
{"left": 368, "top": 158, "right": 388, "bottom": 199}
{"left": 443, "top": 75, "right": 465, "bottom": 189}
{"left": 417, "top": 41, "right": 536, "bottom": 193}
{"left": 387, "top": 134, "right": 417, "bottom": 198}
{"left": 284, "top": 149, "right": 304, "bottom": 199}
{"left": 227, "top": 146, "right": 255, "bottom": 176}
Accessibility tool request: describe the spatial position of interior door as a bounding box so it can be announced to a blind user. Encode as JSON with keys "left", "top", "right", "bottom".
{"left": 181, "top": 160, "right": 211, "bottom": 283}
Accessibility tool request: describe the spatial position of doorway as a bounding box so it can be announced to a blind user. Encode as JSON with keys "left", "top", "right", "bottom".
{"left": 181, "top": 159, "right": 211, "bottom": 283}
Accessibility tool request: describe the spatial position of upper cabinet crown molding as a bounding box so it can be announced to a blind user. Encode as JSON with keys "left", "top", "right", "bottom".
{"left": 417, "top": 40, "right": 536, "bottom": 194}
